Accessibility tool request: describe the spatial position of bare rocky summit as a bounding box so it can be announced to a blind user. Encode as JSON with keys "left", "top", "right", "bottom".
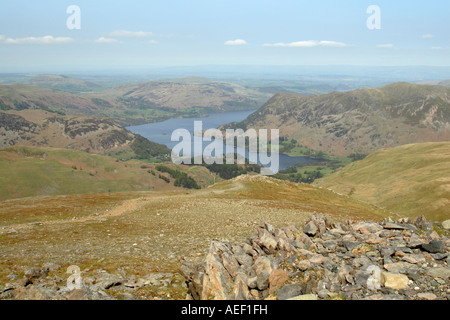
{"left": 181, "top": 214, "right": 450, "bottom": 300}
{"left": 1, "top": 214, "right": 448, "bottom": 300}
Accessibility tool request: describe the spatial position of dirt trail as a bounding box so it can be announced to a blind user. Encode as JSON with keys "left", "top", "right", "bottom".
{"left": 1, "top": 196, "right": 156, "bottom": 233}
{"left": 1, "top": 178, "right": 253, "bottom": 234}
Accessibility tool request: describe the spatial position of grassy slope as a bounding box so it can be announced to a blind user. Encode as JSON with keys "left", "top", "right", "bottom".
{"left": 0, "top": 146, "right": 215, "bottom": 200}
{"left": 314, "top": 142, "right": 450, "bottom": 221}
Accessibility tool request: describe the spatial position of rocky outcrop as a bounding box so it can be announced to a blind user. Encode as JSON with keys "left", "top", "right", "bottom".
{"left": 0, "top": 266, "right": 184, "bottom": 300}
{"left": 0, "top": 112, "right": 135, "bottom": 153}
{"left": 180, "top": 214, "right": 450, "bottom": 300}
{"left": 0, "top": 113, "right": 38, "bottom": 148}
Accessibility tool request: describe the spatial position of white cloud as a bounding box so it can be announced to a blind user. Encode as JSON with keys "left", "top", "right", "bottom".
{"left": 377, "top": 43, "right": 395, "bottom": 48}
{"left": 95, "top": 37, "right": 119, "bottom": 44}
{"left": 148, "top": 40, "right": 158, "bottom": 45}
{"left": 109, "top": 30, "right": 154, "bottom": 38}
{"left": 224, "top": 39, "right": 247, "bottom": 46}
{"left": 1, "top": 35, "right": 73, "bottom": 45}
{"left": 263, "top": 40, "right": 349, "bottom": 48}
{"left": 422, "top": 34, "right": 435, "bottom": 39}
{"left": 431, "top": 46, "right": 443, "bottom": 50}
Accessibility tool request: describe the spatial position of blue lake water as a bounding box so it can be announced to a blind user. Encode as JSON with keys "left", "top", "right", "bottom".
{"left": 127, "top": 110, "right": 320, "bottom": 171}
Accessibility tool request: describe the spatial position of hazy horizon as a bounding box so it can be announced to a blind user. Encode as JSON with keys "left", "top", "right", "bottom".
{"left": 1, "top": 0, "right": 450, "bottom": 73}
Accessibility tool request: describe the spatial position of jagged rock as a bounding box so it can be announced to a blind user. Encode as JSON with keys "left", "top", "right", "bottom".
{"left": 383, "top": 262, "right": 418, "bottom": 274}
{"left": 179, "top": 259, "right": 204, "bottom": 300}
{"left": 304, "top": 213, "right": 329, "bottom": 236}
{"left": 421, "top": 240, "right": 445, "bottom": 254}
{"left": 401, "top": 254, "right": 426, "bottom": 264}
{"left": 23, "top": 267, "right": 48, "bottom": 282}
{"left": 407, "top": 233, "right": 423, "bottom": 248}
{"left": 92, "top": 273, "right": 124, "bottom": 290}
{"left": 352, "top": 222, "right": 383, "bottom": 234}
{"left": 426, "top": 267, "right": 450, "bottom": 279}
{"left": 381, "top": 272, "right": 410, "bottom": 290}
{"left": 252, "top": 256, "right": 273, "bottom": 275}
{"left": 232, "top": 273, "right": 250, "bottom": 300}
{"left": 269, "top": 269, "right": 288, "bottom": 294}
{"left": 222, "top": 252, "right": 239, "bottom": 278}
{"left": 201, "top": 241, "right": 234, "bottom": 300}
{"left": 276, "top": 283, "right": 303, "bottom": 300}
{"left": 383, "top": 223, "right": 409, "bottom": 230}
{"left": 178, "top": 215, "right": 449, "bottom": 301}
{"left": 256, "top": 271, "right": 270, "bottom": 291}
{"left": 258, "top": 229, "right": 278, "bottom": 254}
{"left": 247, "top": 276, "right": 257, "bottom": 289}
{"left": 414, "top": 215, "right": 433, "bottom": 231}
{"left": 304, "top": 221, "right": 319, "bottom": 237}
{"left": 295, "top": 232, "right": 316, "bottom": 250}
{"left": 417, "top": 292, "right": 437, "bottom": 300}
{"left": 442, "top": 220, "right": 450, "bottom": 230}
{"left": 13, "top": 285, "right": 64, "bottom": 300}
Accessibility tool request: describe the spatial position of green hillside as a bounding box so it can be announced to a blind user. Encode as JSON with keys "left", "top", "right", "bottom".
{"left": 0, "top": 146, "right": 214, "bottom": 200}
{"left": 314, "top": 142, "right": 450, "bottom": 221}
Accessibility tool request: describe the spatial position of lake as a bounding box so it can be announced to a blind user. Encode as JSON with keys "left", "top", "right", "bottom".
{"left": 127, "top": 110, "right": 320, "bottom": 171}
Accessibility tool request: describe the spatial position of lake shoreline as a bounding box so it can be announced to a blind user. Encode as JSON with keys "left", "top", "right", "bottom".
{"left": 126, "top": 109, "right": 324, "bottom": 171}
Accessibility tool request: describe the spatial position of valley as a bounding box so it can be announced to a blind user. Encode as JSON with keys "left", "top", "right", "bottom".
{"left": 0, "top": 73, "right": 449, "bottom": 301}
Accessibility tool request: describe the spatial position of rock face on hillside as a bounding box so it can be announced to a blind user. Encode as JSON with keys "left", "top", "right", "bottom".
{"left": 180, "top": 214, "right": 450, "bottom": 300}
{"left": 0, "top": 112, "right": 135, "bottom": 153}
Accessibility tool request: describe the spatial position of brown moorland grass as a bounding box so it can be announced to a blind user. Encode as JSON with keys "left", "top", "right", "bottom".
{"left": 0, "top": 175, "right": 390, "bottom": 299}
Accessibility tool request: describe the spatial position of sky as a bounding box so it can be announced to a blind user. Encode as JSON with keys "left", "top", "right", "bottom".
{"left": 0, "top": 0, "right": 449, "bottom": 72}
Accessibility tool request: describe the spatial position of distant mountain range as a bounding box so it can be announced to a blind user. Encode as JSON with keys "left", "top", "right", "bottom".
{"left": 25, "top": 74, "right": 103, "bottom": 93}
{"left": 0, "top": 76, "right": 267, "bottom": 125}
{"left": 225, "top": 82, "right": 450, "bottom": 157}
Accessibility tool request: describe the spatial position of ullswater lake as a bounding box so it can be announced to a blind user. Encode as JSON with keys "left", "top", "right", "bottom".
{"left": 127, "top": 110, "right": 321, "bottom": 171}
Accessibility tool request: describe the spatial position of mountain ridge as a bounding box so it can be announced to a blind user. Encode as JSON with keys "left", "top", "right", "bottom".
{"left": 0, "top": 78, "right": 267, "bottom": 125}
{"left": 224, "top": 82, "right": 450, "bottom": 157}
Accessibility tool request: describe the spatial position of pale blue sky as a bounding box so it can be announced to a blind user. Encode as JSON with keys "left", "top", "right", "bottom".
{"left": 0, "top": 0, "right": 449, "bottom": 72}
